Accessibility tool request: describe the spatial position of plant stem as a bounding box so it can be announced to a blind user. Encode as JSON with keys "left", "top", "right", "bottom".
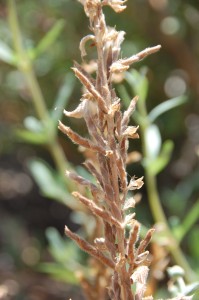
{"left": 94, "top": 8, "right": 130, "bottom": 298}
{"left": 8, "top": 0, "right": 72, "bottom": 189}
{"left": 137, "top": 99, "right": 198, "bottom": 282}
{"left": 174, "top": 199, "right": 199, "bottom": 243}
{"left": 8, "top": 0, "right": 48, "bottom": 121}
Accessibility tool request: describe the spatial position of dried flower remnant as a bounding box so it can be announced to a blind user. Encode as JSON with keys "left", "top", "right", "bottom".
{"left": 59, "top": 0, "right": 161, "bottom": 298}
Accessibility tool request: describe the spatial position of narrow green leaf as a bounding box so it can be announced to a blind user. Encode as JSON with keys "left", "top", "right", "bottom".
{"left": 145, "top": 124, "right": 162, "bottom": 159}
{"left": 144, "top": 140, "right": 174, "bottom": 175}
{"left": 174, "top": 200, "right": 199, "bottom": 242}
{"left": 0, "top": 41, "right": 15, "bottom": 65}
{"left": 38, "top": 262, "right": 78, "bottom": 284}
{"left": 28, "top": 159, "right": 71, "bottom": 204}
{"left": 15, "top": 129, "right": 48, "bottom": 144}
{"left": 24, "top": 116, "right": 43, "bottom": 133}
{"left": 117, "top": 83, "right": 143, "bottom": 124}
{"left": 117, "top": 84, "right": 131, "bottom": 108}
{"left": 46, "top": 227, "right": 67, "bottom": 261}
{"left": 46, "top": 227, "right": 80, "bottom": 264}
{"left": 148, "top": 96, "right": 186, "bottom": 123}
{"left": 29, "top": 19, "right": 65, "bottom": 60}
{"left": 182, "top": 282, "right": 199, "bottom": 296}
{"left": 125, "top": 68, "right": 149, "bottom": 103}
{"left": 51, "top": 73, "right": 75, "bottom": 122}
{"left": 188, "top": 227, "right": 199, "bottom": 259}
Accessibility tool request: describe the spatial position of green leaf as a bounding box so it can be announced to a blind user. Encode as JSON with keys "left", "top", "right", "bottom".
{"left": 144, "top": 140, "right": 174, "bottom": 175}
{"left": 15, "top": 116, "right": 47, "bottom": 144}
{"left": 15, "top": 116, "right": 57, "bottom": 144}
{"left": 51, "top": 73, "right": 75, "bottom": 123}
{"left": 38, "top": 262, "right": 78, "bottom": 284}
{"left": 145, "top": 124, "right": 162, "bottom": 159}
{"left": 174, "top": 200, "right": 199, "bottom": 242}
{"left": 46, "top": 227, "right": 67, "bottom": 262}
{"left": 117, "top": 84, "right": 143, "bottom": 124}
{"left": 148, "top": 95, "right": 186, "bottom": 123}
{"left": 0, "top": 41, "right": 15, "bottom": 65}
{"left": 193, "top": 288, "right": 199, "bottom": 300}
{"left": 28, "top": 159, "right": 71, "bottom": 205}
{"left": 187, "top": 227, "right": 199, "bottom": 259}
{"left": 46, "top": 227, "right": 88, "bottom": 266}
{"left": 125, "top": 68, "right": 149, "bottom": 103}
{"left": 46, "top": 227, "right": 80, "bottom": 265}
{"left": 76, "top": 165, "right": 95, "bottom": 183}
{"left": 167, "top": 265, "right": 185, "bottom": 279}
{"left": 29, "top": 19, "right": 65, "bottom": 60}
{"left": 24, "top": 116, "right": 43, "bottom": 132}
{"left": 15, "top": 129, "right": 48, "bottom": 144}
{"left": 181, "top": 282, "right": 199, "bottom": 296}
{"left": 117, "top": 84, "right": 132, "bottom": 108}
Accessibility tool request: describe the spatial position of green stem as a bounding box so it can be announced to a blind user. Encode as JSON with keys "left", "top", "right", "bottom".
{"left": 8, "top": 0, "right": 72, "bottom": 188}
{"left": 144, "top": 166, "right": 197, "bottom": 282}
{"left": 8, "top": 0, "right": 48, "bottom": 121}
{"left": 137, "top": 99, "right": 198, "bottom": 282}
{"left": 174, "top": 199, "right": 199, "bottom": 243}
{"left": 49, "top": 140, "right": 72, "bottom": 188}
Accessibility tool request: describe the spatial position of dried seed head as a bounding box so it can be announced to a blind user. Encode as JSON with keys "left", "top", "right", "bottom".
{"left": 83, "top": 0, "right": 100, "bottom": 18}
{"left": 137, "top": 228, "right": 155, "bottom": 255}
{"left": 65, "top": 225, "right": 115, "bottom": 269}
{"left": 80, "top": 34, "right": 96, "bottom": 58}
{"left": 64, "top": 99, "right": 88, "bottom": 119}
{"left": 59, "top": 0, "right": 162, "bottom": 297}
{"left": 102, "top": 0, "right": 127, "bottom": 13}
{"left": 72, "top": 191, "right": 122, "bottom": 228}
{"left": 110, "top": 45, "right": 161, "bottom": 73}
{"left": 124, "top": 213, "right": 136, "bottom": 227}
{"left": 128, "top": 176, "right": 144, "bottom": 191}
{"left": 122, "top": 96, "right": 139, "bottom": 128}
{"left": 130, "top": 266, "right": 149, "bottom": 299}
{"left": 123, "top": 197, "right": 136, "bottom": 211}
{"left": 108, "top": 99, "right": 121, "bottom": 117}
{"left": 135, "top": 251, "right": 150, "bottom": 265}
{"left": 72, "top": 67, "right": 108, "bottom": 113}
{"left": 128, "top": 221, "right": 140, "bottom": 270}
{"left": 122, "top": 126, "right": 139, "bottom": 139}
{"left": 94, "top": 237, "right": 108, "bottom": 251}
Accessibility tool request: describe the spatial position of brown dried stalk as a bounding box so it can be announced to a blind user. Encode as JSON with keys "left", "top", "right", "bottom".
{"left": 59, "top": 0, "right": 161, "bottom": 299}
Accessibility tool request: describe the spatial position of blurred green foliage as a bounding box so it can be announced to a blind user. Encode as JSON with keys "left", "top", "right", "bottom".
{"left": 38, "top": 227, "right": 87, "bottom": 284}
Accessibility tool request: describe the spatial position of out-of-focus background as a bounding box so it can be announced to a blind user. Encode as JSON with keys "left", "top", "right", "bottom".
{"left": 0, "top": 0, "right": 199, "bottom": 299}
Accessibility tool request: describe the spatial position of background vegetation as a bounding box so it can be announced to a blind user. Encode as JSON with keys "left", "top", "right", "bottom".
{"left": 0, "top": 0, "right": 199, "bottom": 299}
